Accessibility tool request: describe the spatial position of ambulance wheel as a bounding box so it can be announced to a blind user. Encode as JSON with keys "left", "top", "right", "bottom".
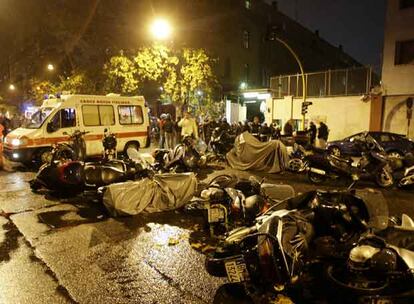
{"left": 124, "top": 141, "right": 140, "bottom": 153}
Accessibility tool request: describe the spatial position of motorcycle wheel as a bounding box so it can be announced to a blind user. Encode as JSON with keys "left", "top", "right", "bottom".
{"left": 54, "top": 149, "right": 76, "bottom": 162}
{"left": 325, "top": 264, "right": 388, "bottom": 295}
{"left": 29, "top": 180, "right": 42, "bottom": 191}
{"left": 375, "top": 167, "right": 394, "bottom": 188}
{"left": 288, "top": 158, "right": 304, "bottom": 172}
{"left": 308, "top": 171, "right": 326, "bottom": 184}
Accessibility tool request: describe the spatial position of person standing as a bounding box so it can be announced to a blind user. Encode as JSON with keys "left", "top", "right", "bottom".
{"left": 250, "top": 116, "right": 261, "bottom": 139}
{"left": 178, "top": 111, "right": 198, "bottom": 140}
{"left": 317, "top": 122, "right": 329, "bottom": 148}
{"left": 308, "top": 121, "right": 317, "bottom": 146}
{"left": 283, "top": 120, "right": 293, "bottom": 136}
{"left": 158, "top": 114, "right": 166, "bottom": 149}
{"left": 163, "top": 115, "right": 174, "bottom": 149}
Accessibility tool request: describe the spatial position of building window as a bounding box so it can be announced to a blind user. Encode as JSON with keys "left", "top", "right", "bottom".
{"left": 400, "top": 0, "right": 414, "bottom": 9}
{"left": 243, "top": 30, "right": 250, "bottom": 49}
{"left": 245, "top": 0, "right": 251, "bottom": 9}
{"left": 395, "top": 39, "right": 414, "bottom": 65}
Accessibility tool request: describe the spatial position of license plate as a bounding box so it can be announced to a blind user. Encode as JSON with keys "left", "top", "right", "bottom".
{"left": 368, "top": 298, "right": 393, "bottom": 304}
{"left": 224, "top": 256, "right": 249, "bottom": 283}
{"left": 310, "top": 167, "right": 326, "bottom": 175}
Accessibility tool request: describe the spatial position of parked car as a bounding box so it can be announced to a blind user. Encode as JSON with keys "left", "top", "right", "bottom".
{"left": 327, "top": 131, "right": 414, "bottom": 157}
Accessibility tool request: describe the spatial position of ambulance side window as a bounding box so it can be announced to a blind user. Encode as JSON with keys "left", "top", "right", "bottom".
{"left": 49, "top": 108, "right": 76, "bottom": 131}
{"left": 82, "top": 105, "right": 115, "bottom": 126}
{"left": 61, "top": 108, "right": 76, "bottom": 128}
{"left": 118, "top": 106, "right": 143, "bottom": 125}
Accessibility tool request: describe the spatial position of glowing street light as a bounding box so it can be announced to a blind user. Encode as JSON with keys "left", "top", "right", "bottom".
{"left": 47, "top": 63, "right": 54, "bottom": 71}
{"left": 196, "top": 90, "right": 203, "bottom": 96}
{"left": 9, "top": 84, "right": 16, "bottom": 91}
{"left": 150, "top": 18, "right": 172, "bottom": 40}
{"left": 240, "top": 82, "right": 247, "bottom": 90}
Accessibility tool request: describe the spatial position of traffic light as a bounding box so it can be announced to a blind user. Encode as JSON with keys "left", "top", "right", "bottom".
{"left": 301, "top": 101, "right": 313, "bottom": 115}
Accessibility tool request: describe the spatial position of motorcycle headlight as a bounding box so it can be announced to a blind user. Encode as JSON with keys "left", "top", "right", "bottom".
{"left": 11, "top": 137, "right": 29, "bottom": 146}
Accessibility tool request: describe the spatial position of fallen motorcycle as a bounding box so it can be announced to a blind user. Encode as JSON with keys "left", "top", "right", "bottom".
{"left": 209, "top": 127, "right": 236, "bottom": 159}
{"left": 152, "top": 136, "right": 207, "bottom": 173}
{"left": 389, "top": 152, "right": 414, "bottom": 188}
{"left": 188, "top": 174, "right": 295, "bottom": 236}
{"left": 287, "top": 143, "right": 326, "bottom": 173}
{"left": 205, "top": 189, "right": 414, "bottom": 302}
{"left": 306, "top": 132, "right": 394, "bottom": 188}
{"left": 29, "top": 130, "right": 149, "bottom": 194}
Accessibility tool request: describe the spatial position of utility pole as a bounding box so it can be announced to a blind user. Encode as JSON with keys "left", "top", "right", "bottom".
{"left": 274, "top": 37, "right": 307, "bottom": 130}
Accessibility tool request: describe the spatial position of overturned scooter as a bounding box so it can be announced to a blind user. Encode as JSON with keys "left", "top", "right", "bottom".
{"left": 29, "top": 130, "right": 149, "bottom": 194}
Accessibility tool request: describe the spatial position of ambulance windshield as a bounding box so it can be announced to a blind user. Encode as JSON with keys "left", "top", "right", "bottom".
{"left": 23, "top": 107, "right": 54, "bottom": 129}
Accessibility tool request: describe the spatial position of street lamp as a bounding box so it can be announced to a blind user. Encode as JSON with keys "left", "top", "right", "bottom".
{"left": 240, "top": 82, "right": 247, "bottom": 90}
{"left": 9, "top": 84, "right": 16, "bottom": 91}
{"left": 273, "top": 37, "right": 307, "bottom": 130}
{"left": 150, "top": 18, "right": 172, "bottom": 40}
{"left": 47, "top": 63, "right": 55, "bottom": 71}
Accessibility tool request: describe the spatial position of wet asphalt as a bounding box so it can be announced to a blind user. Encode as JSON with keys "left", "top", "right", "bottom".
{"left": 0, "top": 165, "right": 413, "bottom": 304}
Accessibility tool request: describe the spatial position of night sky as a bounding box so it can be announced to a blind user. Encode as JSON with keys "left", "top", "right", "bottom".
{"left": 272, "top": 0, "right": 387, "bottom": 70}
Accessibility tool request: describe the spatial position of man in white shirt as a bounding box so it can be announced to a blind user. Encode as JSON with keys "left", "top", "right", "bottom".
{"left": 178, "top": 111, "right": 198, "bottom": 140}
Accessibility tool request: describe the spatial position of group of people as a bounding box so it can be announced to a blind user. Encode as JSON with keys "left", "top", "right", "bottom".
{"left": 155, "top": 111, "right": 199, "bottom": 149}
{"left": 152, "top": 111, "right": 330, "bottom": 149}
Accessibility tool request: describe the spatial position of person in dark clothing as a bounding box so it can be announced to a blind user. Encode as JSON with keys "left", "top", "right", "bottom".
{"left": 260, "top": 123, "right": 271, "bottom": 142}
{"left": 0, "top": 115, "right": 11, "bottom": 137}
{"left": 308, "top": 121, "right": 317, "bottom": 146}
{"left": 250, "top": 116, "right": 261, "bottom": 139}
{"left": 236, "top": 122, "right": 243, "bottom": 135}
{"left": 317, "top": 122, "right": 329, "bottom": 148}
{"left": 174, "top": 116, "right": 182, "bottom": 146}
{"left": 163, "top": 115, "right": 174, "bottom": 149}
{"left": 283, "top": 120, "right": 293, "bottom": 136}
{"left": 242, "top": 121, "right": 250, "bottom": 133}
{"left": 271, "top": 123, "right": 281, "bottom": 139}
{"left": 219, "top": 117, "right": 231, "bottom": 132}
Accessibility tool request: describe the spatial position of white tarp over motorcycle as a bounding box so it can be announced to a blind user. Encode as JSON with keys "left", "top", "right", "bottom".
{"left": 226, "top": 132, "right": 289, "bottom": 173}
{"left": 102, "top": 173, "right": 197, "bottom": 216}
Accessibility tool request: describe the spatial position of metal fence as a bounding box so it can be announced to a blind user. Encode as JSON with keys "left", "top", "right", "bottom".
{"left": 270, "top": 66, "right": 378, "bottom": 98}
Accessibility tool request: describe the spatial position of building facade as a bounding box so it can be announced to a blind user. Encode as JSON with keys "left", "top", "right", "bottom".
{"left": 0, "top": 0, "right": 361, "bottom": 106}
{"left": 381, "top": 0, "right": 414, "bottom": 137}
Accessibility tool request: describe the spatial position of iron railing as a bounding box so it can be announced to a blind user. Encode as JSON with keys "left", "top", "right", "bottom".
{"left": 270, "top": 66, "right": 378, "bottom": 98}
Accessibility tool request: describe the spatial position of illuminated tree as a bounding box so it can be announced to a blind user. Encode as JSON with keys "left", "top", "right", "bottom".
{"left": 104, "top": 45, "right": 219, "bottom": 115}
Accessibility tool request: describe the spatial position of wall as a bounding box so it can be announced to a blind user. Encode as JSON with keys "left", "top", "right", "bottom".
{"left": 381, "top": 0, "right": 414, "bottom": 96}
{"left": 383, "top": 95, "right": 414, "bottom": 137}
{"left": 268, "top": 96, "right": 372, "bottom": 140}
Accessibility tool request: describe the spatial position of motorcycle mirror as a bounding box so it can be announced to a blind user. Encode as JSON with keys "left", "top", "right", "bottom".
{"left": 104, "top": 128, "right": 108, "bottom": 132}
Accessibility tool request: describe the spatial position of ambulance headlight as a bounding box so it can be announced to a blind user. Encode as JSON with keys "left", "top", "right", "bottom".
{"left": 11, "top": 137, "right": 28, "bottom": 146}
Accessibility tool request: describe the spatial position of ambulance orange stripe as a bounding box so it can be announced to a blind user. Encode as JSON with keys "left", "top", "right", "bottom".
{"left": 5, "top": 131, "right": 148, "bottom": 149}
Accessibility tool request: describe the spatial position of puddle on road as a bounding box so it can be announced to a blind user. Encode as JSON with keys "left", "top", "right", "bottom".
{"left": 0, "top": 220, "right": 21, "bottom": 263}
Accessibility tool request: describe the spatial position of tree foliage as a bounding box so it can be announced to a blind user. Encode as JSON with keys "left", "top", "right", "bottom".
{"left": 104, "top": 45, "right": 219, "bottom": 113}
{"left": 28, "top": 71, "right": 96, "bottom": 104}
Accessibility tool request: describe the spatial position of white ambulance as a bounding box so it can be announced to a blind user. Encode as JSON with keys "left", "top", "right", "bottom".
{"left": 3, "top": 94, "right": 150, "bottom": 165}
